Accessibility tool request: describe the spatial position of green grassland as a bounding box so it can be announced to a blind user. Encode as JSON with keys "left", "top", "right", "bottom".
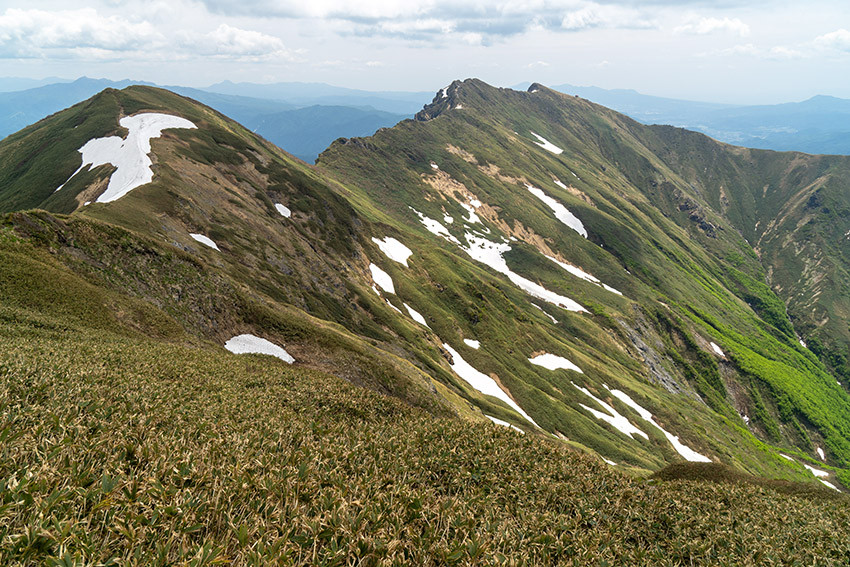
{"left": 2, "top": 80, "right": 850, "bottom": 563}
{"left": 3, "top": 309, "right": 850, "bottom": 566}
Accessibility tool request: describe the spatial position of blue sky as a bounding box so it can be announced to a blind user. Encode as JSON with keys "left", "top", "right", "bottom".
{"left": 1, "top": 0, "right": 848, "bottom": 103}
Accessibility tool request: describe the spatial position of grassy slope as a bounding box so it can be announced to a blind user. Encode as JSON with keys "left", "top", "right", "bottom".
{"left": 3, "top": 307, "right": 849, "bottom": 566}
{"left": 317, "top": 80, "right": 850, "bottom": 475}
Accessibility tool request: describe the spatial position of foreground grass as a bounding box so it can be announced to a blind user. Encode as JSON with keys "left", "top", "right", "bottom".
{"left": 2, "top": 321, "right": 850, "bottom": 566}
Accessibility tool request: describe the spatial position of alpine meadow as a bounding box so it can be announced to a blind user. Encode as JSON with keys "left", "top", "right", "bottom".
{"left": 3, "top": 76, "right": 850, "bottom": 565}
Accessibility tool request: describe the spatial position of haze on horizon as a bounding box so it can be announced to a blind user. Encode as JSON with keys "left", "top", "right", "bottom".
{"left": 0, "top": 0, "right": 848, "bottom": 105}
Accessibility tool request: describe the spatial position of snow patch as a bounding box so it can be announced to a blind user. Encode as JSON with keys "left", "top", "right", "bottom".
{"left": 463, "top": 233, "right": 586, "bottom": 312}
{"left": 804, "top": 463, "right": 830, "bottom": 478}
{"left": 799, "top": 338, "right": 807, "bottom": 348}
{"left": 454, "top": 104, "right": 464, "bottom": 110}
{"left": 546, "top": 255, "right": 622, "bottom": 295}
{"left": 190, "top": 233, "right": 220, "bottom": 251}
{"left": 526, "top": 184, "right": 587, "bottom": 237}
{"left": 56, "top": 113, "right": 196, "bottom": 202}
{"left": 225, "top": 334, "right": 294, "bottom": 364}
{"left": 275, "top": 203, "right": 291, "bottom": 218}
{"left": 369, "top": 263, "right": 395, "bottom": 294}
{"left": 529, "top": 131, "right": 563, "bottom": 154}
{"left": 531, "top": 303, "right": 559, "bottom": 323}
{"left": 780, "top": 454, "right": 794, "bottom": 461}
{"left": 573, "top": 382, "right": 648, "bottom": 440}
{"left": 440, "top": 87, "right": 448, "bottom": 99}
{"left": 460, "top": 202, "right": 481, "bottom": 224}
{"left": 404, "top": 303, "right": 429, "bottom": 328}
{"left": 603, "top": 458, "right": 617, "bottom": 466}
{"left": 464, "top": 339, "right": 481, "bottom": 349}
{"left": 430, "top": 162, "right": 439, "bottom": 170}
{"left": 817, "top": 446, "right": 825, "bottom": 461}
{"left": 529, "top": 353, "right": 583, "bottom": 373}
{"left": 710, "top": 342, "right": 725, "bottom": 357}
{"left": 443, "top": 214, "right": 454, "bottom": 224}
{"left": 444, "top": 343, "right": 539, "bottom": 428}
{"left": 411, "top": 208, "right": 461, "bottom": 245}
{"left": 372, "top": 236, "right": 413, "bottom": 267}
{"left": 553, "top": 178, "right": 567, "bottom": 190}
{"left": 607, "top": 387, "right": 711, "bottom": 462}
{"left": 386, "top": 300, "right": 403, "bottom": 314}
{"left": 820, "top": 479, "right": 841, "bottom": 491}
{"left": 484, "top": 415, "right": 524, "bottom": 434}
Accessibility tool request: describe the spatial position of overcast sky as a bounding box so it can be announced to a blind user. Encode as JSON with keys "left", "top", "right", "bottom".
{"left": 0, "top": 0, "right": 848, "bottom": 103}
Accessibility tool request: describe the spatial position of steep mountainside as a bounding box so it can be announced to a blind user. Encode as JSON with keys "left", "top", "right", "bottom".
{"left": 3, "top": 81, "right": 850, "bottom": 486}
{"left": 3, "top": 79, "right": 850, "bottom": 563}
{"left": 319, "top": 79, "right": 850, "bottom": 481}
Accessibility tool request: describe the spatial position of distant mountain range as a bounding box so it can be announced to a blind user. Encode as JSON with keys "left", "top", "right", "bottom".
{"left": 0, "top": 77, "right": 421, "bottom": 162}
{"left": 551, "top": 83, "right": 850, "bottom": 155}
{"left": 2, "top": 77, "right": 850, "bottom": 165}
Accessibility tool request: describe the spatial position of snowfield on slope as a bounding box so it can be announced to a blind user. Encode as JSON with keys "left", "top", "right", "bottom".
{"left": 275, "top": 203, "right": 292, "bottom": 218}
{"left": 463, "top": 233, "right": 587, "bottom": 312}
{"left": 190, "top": 233, "right": 220, "bottom": 251}
{"left": 224, "top": 334, "right": 294, "bottom": 364}
{"left": 404, "top": 303, "right": 429, "bottom": 327}
{"left": 485, "top": 414, "right": 524, "bottom": 434}
{"left": 529, "top": 353, "right": 583, "bottom": 373}
{"left": 443, "top": 343, "right": 539, "bottom": 428}
{"left": 573, "top": 383, "right": 648, "bottom": 440}
{"left": 546, "top": 255, "right": 622, "bottom": 295}
{"left": 525, "top": 184, "right": 587, "bottom": 237}
{"left": 56, "top": 113, "right": 197, "bottom": 202}
{"left": 608, "top": 387, "right": 711, "bottom": 462}
{"left": 530, "top": 131, "right": 563, "bottom": 154}
{"left": 369, "top": 263, "right": 395, "bottom": 294}
{"left": 412, "top": 208, "right": 586, "bottom": 312}
{"left": 372, "top": 237, "right": 413, "bottom": 267}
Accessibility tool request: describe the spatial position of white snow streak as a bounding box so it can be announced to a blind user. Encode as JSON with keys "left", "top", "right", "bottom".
{"left": 464, "top": 339, "right": 481, "bottom": 349}
{"left": 484, "top": 414, "right": 525, "bottom": 434}
{"left": 404, "top": 303, "right": 429, "bottom": 327}
{"left": 573, "top": 383, "right": 648, "bottom": 440}
{"left": 56, "top": 113, "right": 196, "bottom": 202}
{"left": 820, "top": 479, "right": 841, "bottom": 491}
{"left": 526, "top": 184, "right": 587, "bottom": 237}
{"left": 430, "top": 162, "right": 440, "bottom": 170}
{"left": 460, "top": 202, "right": 481, "bottom": 224}
{"left": 463, "top": 233, "right": 587, "bottom": 312}
{"left": 275, "top": 203, "right": 292, "bottom": 218}
{"left": 369, "top": 263, "right": 395, "bottom": 294}
{"left": 817, "top": 447, "right": 825, "bottom": 461}
{"left": 553, "top": 178, "right": 567, "bottom": 190}
{"left": 413, "top": 209, "right": 585, "bottom": 313}
{"left": 190, "top": 233, "right": 220, "bottom": 251}
{"left": 710, "top": 342, "right": 725, "bottom": 357}
{"left": 444, "top": 343, "right": 539, "bottom": 428}
{"left": 546, "top": 255, "right": 622, "bottom": 295}
{"left": 224, "top": 334, "right": 294, "bottom": 364}
{"left": 529, "top": 353, "right": 583, "bottom": 373}
{"left": 531, "top": 303, "right": 559, "bottom": 323}
{"left": 386, "top": 300, "right": 403, "bottom": 314}
{"left": 411, "top": 208, "right": 461, "bottom": 244}
{"left": 372, "top": 236, "right": 413, "bottom": 267}
{"left": 608, "top": 387, "right": 711, "bottom": 462}
{"left": 804, "top": 463, "right": 830, "bottom": 478}
{"left": 530, "top": 131, "right": 563, "bottom": 154}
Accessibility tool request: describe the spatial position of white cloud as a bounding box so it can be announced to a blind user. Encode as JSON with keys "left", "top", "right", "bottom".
{"left": 198, "top": 0, "right": 658, "bottom": 43}
{"left": 0, "top": 7, "right": 292, "bottom": 62}
{"left": 183, "top": 24, "right": 294, "bottom": 60}
{"left": 814, "top": 29, "right": 850, "bottom": 52}
{"left": 0, "top": 7, "right": 164, "bottom": 59}
{"left": 674, "top": 16, "right": 750, "bottom": 37}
